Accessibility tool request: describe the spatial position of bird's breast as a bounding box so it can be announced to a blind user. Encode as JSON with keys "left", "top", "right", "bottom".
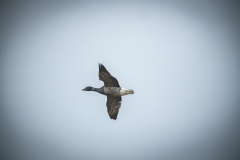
{"left": 104, "top": 87, "right": 121, "bottom": 97}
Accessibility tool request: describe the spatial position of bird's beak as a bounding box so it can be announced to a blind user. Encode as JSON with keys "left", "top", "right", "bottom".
{"left": 82, "top": 89, "right": 85, "bottom": 91}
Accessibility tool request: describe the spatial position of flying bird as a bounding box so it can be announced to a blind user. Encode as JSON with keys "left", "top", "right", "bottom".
{"left": 82, "top": 63, "right": 134, "bottom": 120}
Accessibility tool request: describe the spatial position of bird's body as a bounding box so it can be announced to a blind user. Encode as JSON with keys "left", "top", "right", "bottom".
{"left": 104, "top": 87, "right": 133, "bottom": 97}
{"left": 82, "top": 63, "right": 134, "bottom": 120}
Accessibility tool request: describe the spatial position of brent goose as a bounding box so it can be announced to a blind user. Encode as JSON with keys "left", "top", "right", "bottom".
{"left": 82, "top": 63, "right": 134, "bottom": 120}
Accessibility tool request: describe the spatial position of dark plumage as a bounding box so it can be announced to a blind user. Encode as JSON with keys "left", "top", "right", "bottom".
{"left": 98, "top": 63, "right": 120, "bottom": 87}
{"left": 107, "top": 96, "right": 122, "bottom": 120}
{"left": 83, "top": 63, "right": 134, "bottom": 120}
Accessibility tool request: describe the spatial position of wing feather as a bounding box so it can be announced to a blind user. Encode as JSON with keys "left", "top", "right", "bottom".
{"left": 106, "top": 96, "right": 122, "bottom": 120}
{"left": 98, "top": 63, "right": 120, "bottom": 87}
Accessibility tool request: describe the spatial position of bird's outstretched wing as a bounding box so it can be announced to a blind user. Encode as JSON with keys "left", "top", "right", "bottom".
{"left": 106, "top": 96, "right": 122, "bottom": 120}
{"left": 98, "top": 63, "right": 120, "bottom": 87}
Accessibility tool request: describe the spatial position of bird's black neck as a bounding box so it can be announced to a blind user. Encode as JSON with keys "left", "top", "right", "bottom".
{"left": 93, "top": 87, "right": 104, "bottom": 95}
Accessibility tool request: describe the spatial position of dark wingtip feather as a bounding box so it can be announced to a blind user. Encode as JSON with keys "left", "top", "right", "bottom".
{"left": 98, "top": 63, "right": 108, "bottom": 73}
{"left": 98, "top": 63, "right": 104, "bottom": 72}
{"left": 110, "top": 114, "right": 117, "bottom": 120}
{"left": 111, "top": 117, "right": 117, "bottom": 120}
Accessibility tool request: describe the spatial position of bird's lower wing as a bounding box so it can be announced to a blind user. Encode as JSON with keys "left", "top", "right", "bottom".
{"left": 106, "top": 96, "right": 122, "bottom": 120}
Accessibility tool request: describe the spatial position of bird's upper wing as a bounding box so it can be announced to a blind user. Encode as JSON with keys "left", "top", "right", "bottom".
{"left": 98, "top": 63, "right": 120, "bottom": 87}
{"left": 106, "top": 96, "right": 122, "bottom": 120}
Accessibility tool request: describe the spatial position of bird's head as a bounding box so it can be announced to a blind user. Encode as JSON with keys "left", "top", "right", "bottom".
{"left": 82, "top": 86, "right": 94, "bottom": 91}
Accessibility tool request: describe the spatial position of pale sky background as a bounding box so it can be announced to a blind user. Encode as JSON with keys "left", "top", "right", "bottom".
{"left": 1, "top": 1, "right": 240, "bottom": 160}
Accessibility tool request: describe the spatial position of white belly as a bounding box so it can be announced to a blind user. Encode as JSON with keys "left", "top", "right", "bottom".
{"left": 120, "top": 88, "right": 129, "bottom": 96}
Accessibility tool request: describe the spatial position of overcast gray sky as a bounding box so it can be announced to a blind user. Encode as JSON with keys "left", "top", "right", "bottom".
{"left": 1, "top": 1, "right": 240, "bottom": 160}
